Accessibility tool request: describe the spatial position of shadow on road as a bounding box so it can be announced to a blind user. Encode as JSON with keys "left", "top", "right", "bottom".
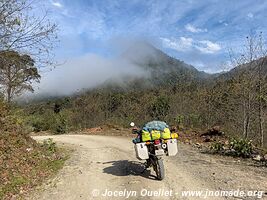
{"left": 102, "top": 160, "right": 158, "bottom": 180}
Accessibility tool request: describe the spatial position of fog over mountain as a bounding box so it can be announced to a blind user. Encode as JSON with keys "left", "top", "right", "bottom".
{"left": 33, "top": 54, "right": 147, "bottom": 96}
{"left": 31, "top": 41, "right": 154, "bottom": 97}
{"left": 28, "top": 41, "right": 210, "bottom": 98}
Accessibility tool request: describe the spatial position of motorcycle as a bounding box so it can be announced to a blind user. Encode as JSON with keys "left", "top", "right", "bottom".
{"left": 130, "top": 122, "right": 178, "bottom": 180}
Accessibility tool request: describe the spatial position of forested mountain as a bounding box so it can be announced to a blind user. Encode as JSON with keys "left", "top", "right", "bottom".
{"left": 216, "top": 56, "right": 267, "bottom": 81}
{"left": 105, "top": 42, "right": 213, "bottom": 88}
{"left": 22, "top": 43, "right": 267, "bottom": 148}
{"left": 122, "top": 42, "right": 210, "bottom": 80}
{"left": 98, "top": 42, "right": 213, "bottom": 91}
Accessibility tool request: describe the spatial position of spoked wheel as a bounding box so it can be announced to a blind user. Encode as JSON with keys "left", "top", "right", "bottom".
{"left": 153, "top": 157, "right": 165, "bottom": 180}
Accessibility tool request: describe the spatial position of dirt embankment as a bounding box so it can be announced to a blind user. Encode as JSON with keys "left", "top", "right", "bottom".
{"left": 0, "top": 133, "right": 67, "bottom": 199}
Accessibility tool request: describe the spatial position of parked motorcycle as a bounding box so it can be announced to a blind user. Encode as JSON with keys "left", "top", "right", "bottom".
{"left": 131, "top": 122, "right": 178, "bottom": 180}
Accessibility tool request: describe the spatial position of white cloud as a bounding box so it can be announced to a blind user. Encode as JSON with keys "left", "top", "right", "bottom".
{"left": 219, "top": 20, "right": 228, "bottom": 26}
{"left": 161, "top": 37, "right": 221, "bottom": 54}
{"left": 51, "top": 1, "right": 63, "bottom": 8}
{"left": 180, "top": 37, "right": 193, "bottom": 47}
{"left": 160, "top": 37, "right": 193, "bottom": 51}
{"left": 185, "top": 23, "right": 207, "bottom": 33}
{"left": 247, "top": 12, "right": 254, "bottom": 18}
{"left": 196, "top": 40, "right": 221, "bottom": 54}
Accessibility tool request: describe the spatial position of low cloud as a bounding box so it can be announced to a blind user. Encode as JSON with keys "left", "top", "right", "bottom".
{"left": 32, "top": 53, "right": 148, "bottom": 96}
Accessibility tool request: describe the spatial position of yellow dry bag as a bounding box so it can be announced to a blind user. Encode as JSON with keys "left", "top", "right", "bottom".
{"left": 141, "top": 130, "right": 151, "bottom": 141}
{"left": 162, "top": 128, "right": 171, "bottom": 139}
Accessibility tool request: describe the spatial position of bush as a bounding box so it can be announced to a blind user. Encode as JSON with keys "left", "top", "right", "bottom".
{"left": 175, "top": 114, "right": 185, "bottom": 126}
{"left": 52, "top": 113, "right": 68, "bottom": 134}
{"left": 228, "top": 138, "right": 253, "bottom": 158}
{"left": 210, "top": 142, "right": 224, "bottom": 153}
{"left": 30, "top": 116, "right": 46, "bottom": 132}
{"left": 209, "top": 138, "right": 253, "bottom": 158}
{"left": 149, "top": 96, "right": 170, "bottom": 120}
{"left": 26, "top": 110, "right": 69, "bottom": 134}
{"left": 41, "top": 138, "right": 57, "bottom": 153}
{"left": 0, "top": 104, "right": 26, "bottom": 133}
{"left": 187, "top": 114, "right": 201, "bottom": 128}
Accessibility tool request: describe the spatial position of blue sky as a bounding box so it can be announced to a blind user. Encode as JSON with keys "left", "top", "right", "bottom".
{"left": 46, "top": 0, "right": 267, "bottom": 73}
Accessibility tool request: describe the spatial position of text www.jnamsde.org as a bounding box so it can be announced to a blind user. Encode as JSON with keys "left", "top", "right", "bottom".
{"left": 91, "top": 189, "right": 265, "bottom": 199}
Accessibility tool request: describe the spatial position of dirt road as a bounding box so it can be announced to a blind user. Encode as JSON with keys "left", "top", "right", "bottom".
{"left": 29, "top": 135, "right": 267, "bottom": 200}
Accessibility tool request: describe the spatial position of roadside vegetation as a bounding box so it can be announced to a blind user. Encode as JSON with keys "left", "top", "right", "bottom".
{"left": 0, "top": 1, "right": 267, "bottom": 198}
{"left": 0, "top": 98, "right": 68, "bottom": 199}
{"left": 21, "top": 32, "right": 267, "bottom": 162}
{"left": 0, "top": 1, "right": 70, "bottom": 199}
{"left": 24, "top": 48, "right": 267, "bottom": 149}
{"left": 210, "top": 138, "right": 253, "bottom": 157}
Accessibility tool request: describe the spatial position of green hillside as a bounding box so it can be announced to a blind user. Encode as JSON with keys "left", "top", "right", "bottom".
{"left": 23, "top": 44, "right": 267, "bottom": 148}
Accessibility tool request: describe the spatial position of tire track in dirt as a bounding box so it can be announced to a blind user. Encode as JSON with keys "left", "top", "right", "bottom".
{"left": 28, "top": 135, "right": 267, "bottom": 200}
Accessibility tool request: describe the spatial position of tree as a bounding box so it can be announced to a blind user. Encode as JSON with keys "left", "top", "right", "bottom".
{"left": 149, "top": 95, "right": 170, "bottom": 120}
{"left": 0, "top": 50, "right": 40, "bottom": 102}
{"left": 0, "top": 0, "right": 58, "bottom": 102}
{"left": 228, "top": 31, "right": 267, "bottom": 146}
{"left": 253, "top": 33, "right": 267, "bottom": 147}
{"left": 0, "top": 0, "right": 58, "bottom": 66}
{"left": 257, "top": 58, "right": 266, "bottom": 147}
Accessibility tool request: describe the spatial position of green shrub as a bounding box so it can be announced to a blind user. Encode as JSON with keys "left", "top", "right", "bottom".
{"left": 41, "top": 138, "right": 57, "bottom": 153}
{"left": 0, "top": 105, "right": 26, "bottom": 132}
{"left": 149, "top": 96, "right": 170, "bottom": 120}
{"left": 187, "top": 114, "right": 201, "bottom": 128}
{"left": 52, "top": 113, "right": 68, "bottom": 134}
{"left": 228, "top": 138, "right": 253, "bottom": 158}
{"left": 26, "top": 110, "right": 69, "bottom": 134}
{"left": 210, "top": 142, "right": 224, "bottom": 153}
{"left": 175, "top": 114, "right": 185, "bottom": 126}
{"left": 210, "top": 138, "right": 253, "bottom": 158}
{"left": 30, "top": 115, "right": 47, "bottom": 132}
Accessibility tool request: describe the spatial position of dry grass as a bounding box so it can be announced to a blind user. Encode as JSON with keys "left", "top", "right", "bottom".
{"left": 0, "top": 132, "right": 69, "bottom": 199}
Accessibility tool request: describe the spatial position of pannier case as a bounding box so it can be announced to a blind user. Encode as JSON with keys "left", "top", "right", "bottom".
{"left": 167, "top": 139, "right": 178, "bottom": 156}
{"left": 135, "top": 142, "right": 149, "bottom": 160}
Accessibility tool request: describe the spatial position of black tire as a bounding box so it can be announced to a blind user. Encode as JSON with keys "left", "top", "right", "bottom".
{"left": 155, "top": 158, "right": 165, "bottom": 180}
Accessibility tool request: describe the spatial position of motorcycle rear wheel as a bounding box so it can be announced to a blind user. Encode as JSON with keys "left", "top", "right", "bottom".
{"left": 154, "top": 158, "right": 165, "bottom": 180}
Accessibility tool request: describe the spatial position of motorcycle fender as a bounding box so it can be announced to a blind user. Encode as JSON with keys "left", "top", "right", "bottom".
{"left": 155, "top": 149, "right": 165, "bottom": 156}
